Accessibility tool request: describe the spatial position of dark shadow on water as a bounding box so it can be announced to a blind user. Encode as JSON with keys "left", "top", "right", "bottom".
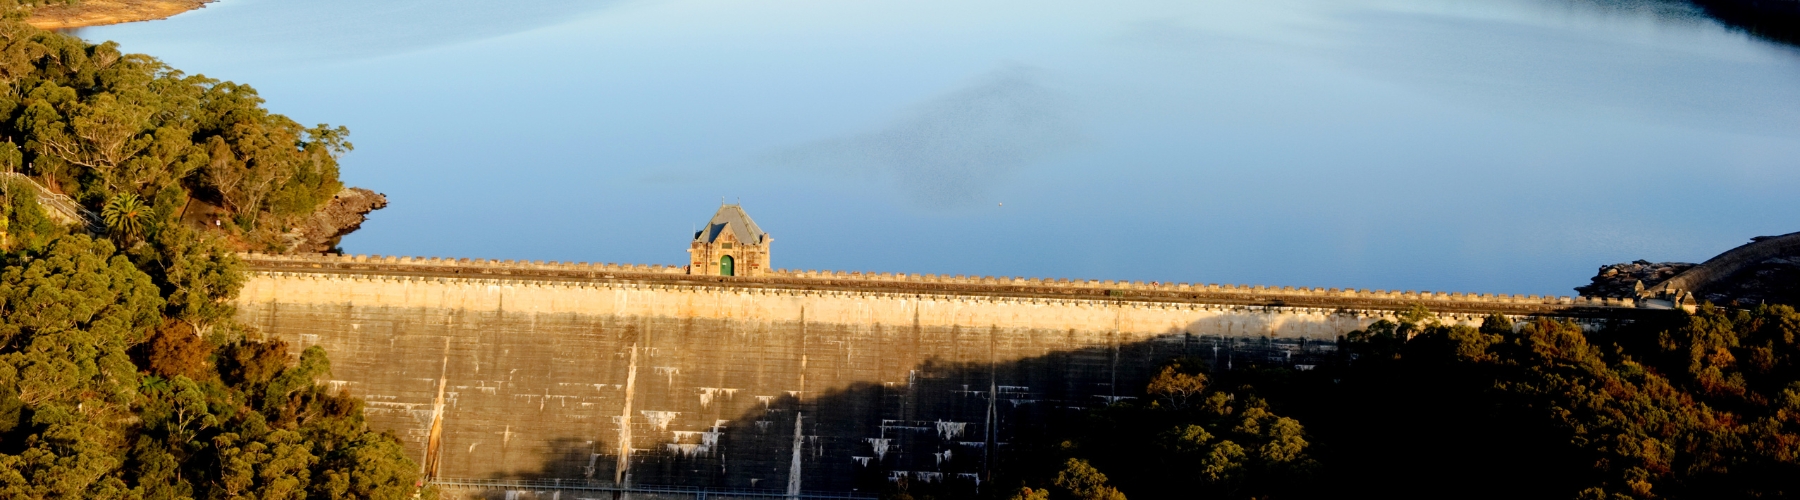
{"left": 1691, "top": 0, "right": 1800, "bottom": 46}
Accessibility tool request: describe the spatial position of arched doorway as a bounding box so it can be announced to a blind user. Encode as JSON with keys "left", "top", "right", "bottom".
{"left": 719, "top": 255, "right": 734, "bottom": 276}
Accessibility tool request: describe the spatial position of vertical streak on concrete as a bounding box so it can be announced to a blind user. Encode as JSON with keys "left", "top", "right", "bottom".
{"left": 788, "top": 306, "right": 808, "bottom": 497}
{"left": 1111, "top": 303, "right": 1121, "bottom": 399}
{"left": 798, "top": 305, "right": 807, "bottom": 398}
{"left": 982, "top": 325, "right": 997, "bottom": 488}
{"left": 786, "top": 412, "right": 804, "bottom": 497}
{"left": 910, "top": 301, "right": 920, "bottom": 422}
{"left": 421, "top": 337, "right": 452, "bottom": 479}
{"left": 614, "top": 343, "right": 639, "bottom": 487}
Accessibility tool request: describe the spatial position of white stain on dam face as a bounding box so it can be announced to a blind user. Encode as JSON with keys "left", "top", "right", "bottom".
{"left": 866, "top": 438, "right": 892, "bottom": 460}
{"left": 881, "top": 419, "right": 929, "bottom": 433}
{"left": 654, "top": 367, "right": 679, "bottom": 384}
{"left": 697, "top": 387, "right": 738, "bottom": 408}
{"left": 933, "top": 420, "right": 967, "bottom": 440}
{"left": 641, "top": 411, "right": 679, "bottom": 431}
{"left": 670, "top": 430, "right": 723, "bottom": 449}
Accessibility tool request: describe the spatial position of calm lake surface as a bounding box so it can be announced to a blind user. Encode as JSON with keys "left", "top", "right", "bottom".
{"left": 76, "top": 0, "right": 1800, "bottom": 295}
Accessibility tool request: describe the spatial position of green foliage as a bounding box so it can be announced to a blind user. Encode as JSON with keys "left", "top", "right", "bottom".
{"left": 129, "top": 222, "right": 244, "bottom": 327}
{"left": 0, "top": 8, "right": 414, "bottom": 499}
{"left": 1006, "top": 306, "right": 1800, "bottom": 500}
{"left": 1053, "top": 459, "right": 1127, "bottom": 500}
{"left": 100, "top": 191, "right": 146, "bottom": 240}
{"left": 1010, "top": 360, "right": 1318, "bottom": 500}
{"left": 2, "top": 177, "right": 59, "bottom": 254}
{"left": 1320, "top": 306, "right": 1800, "bottom": 499}
{"left": 0, "top": 12, "right": 345, "bottom": 249}
{"left": 0, "top": 234, "right": 160, "bottom": 498}
{"left": 1145, "top": 363, "right": 1206, "bottom": 408}
{"left": 0, "top": 237, "right": 419, "bottom": 498}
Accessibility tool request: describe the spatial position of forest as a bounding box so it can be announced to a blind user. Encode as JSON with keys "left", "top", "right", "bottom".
{"left": 982, "top": 305, "right": 1800, "bottom": 500}
{"left": 0, "top": 2, "right": 420, "bottom": 498}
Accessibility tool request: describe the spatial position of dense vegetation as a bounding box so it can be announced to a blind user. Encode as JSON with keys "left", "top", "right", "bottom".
{"left": 0, "top": 3, "right": 419, "bottom": 498}
{"left": 979, "top": 305, "right": 1800, "bottom": 500}
{"left": 0, "top": 4, "right": 346, "bottom": 252}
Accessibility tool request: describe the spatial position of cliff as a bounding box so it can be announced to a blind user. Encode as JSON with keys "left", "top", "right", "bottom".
{"left": 1577, "top": 233, "right": 1800, "bottom": 307}
{"left": 26, "top": 0, "right": 211, "bottom": 30}
{"left": 282, "top": 187, "right": 387, "bottom": 254}
{"left": 1575, "top": 261, "right": 1696, "bottom": 299}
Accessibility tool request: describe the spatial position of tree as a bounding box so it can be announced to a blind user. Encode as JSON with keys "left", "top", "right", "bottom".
{"left": 0, "top": 10, "right": 418, "bottom": 498}
{"left": 101, "top": 192, "right": 147, "bottom": 240}
{"left": 1054, "top": 459, "right": 1127, "bottom": 500}
{"left": 2, "top": 178, "right": 60, "bottom": 254}
{"left": 1146, "top": 363, "right": 1206, "bottom": 409}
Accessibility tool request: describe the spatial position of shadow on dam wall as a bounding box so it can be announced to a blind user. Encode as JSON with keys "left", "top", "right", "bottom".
{"left": 242, "top": 303, "right": 1360, "bottom": 497}
{"left": 514, "top": 334, "right": 1335, "bottom": 498}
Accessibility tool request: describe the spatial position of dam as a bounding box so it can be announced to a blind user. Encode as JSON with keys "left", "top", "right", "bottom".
{"left": 235, "top": 250, "right": 1648, "bottom": 498}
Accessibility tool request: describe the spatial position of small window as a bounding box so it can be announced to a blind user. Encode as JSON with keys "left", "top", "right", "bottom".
{"left": 721, "top": 243, "right": 733, "bottom": 249}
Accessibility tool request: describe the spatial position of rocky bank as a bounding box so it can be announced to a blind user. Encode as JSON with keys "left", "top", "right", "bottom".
{"left": 282, "top": 187, "right": 387, "bottom": 254}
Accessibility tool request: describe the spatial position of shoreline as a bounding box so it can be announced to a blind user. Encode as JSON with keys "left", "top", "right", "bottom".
{"left": 26, "top": 0, "right": 211, "bottom": 30}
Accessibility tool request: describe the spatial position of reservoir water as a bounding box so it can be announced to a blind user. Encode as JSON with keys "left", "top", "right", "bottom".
{"left": 73, "top": 0, "right": 1800, "bottom": 295}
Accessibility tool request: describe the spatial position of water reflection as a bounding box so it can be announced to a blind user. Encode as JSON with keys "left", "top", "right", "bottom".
{"left": 761, "top": 66, "right": 1080, "bottom": 208}
{"left": 72, "top": 0, "right": 1800, "bottom": 296}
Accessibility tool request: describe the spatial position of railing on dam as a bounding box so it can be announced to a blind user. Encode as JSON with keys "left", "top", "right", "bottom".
{"left": 429, "top": 478, "right": 878, "bottom": 499}
{"left": 239, "top": 252, "right": 1650, "bottom": 317}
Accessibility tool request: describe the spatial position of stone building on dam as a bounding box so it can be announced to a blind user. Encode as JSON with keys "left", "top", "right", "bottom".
{"left": 234, "top": 205, "right": 1697, "bottom": 498}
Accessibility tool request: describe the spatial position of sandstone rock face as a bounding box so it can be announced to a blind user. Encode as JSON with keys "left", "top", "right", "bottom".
{"left": 1698, "top": 256, "right": 1800, "bottom": 307}
{"left": 1578, "top": 251, "right": 1800, "bottom": 307}
{"left": 284, "top": 187, "right": 387, "bottom": 254}
{"left": 1575, "top": 260, "right": 1695, "bottom": 298}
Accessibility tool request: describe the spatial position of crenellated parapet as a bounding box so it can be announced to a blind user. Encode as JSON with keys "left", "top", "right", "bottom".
{"left": 239, "top": 252, "right": 1644, "bottom": 317}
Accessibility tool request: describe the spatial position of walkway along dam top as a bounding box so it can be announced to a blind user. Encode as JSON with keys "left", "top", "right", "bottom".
{"left": 239, "top": 252, "right": 1650, "bottom": 318}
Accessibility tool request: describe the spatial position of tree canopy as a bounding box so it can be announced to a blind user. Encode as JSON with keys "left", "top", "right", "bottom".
{"left": 969, "top": 306, "right": 1800, "bottom": 500}
{"left": 0, "top": 3, "right": 419, "bottom": 498}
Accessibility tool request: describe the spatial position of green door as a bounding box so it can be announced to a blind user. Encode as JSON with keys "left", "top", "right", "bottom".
{"left": 719, "top": 255, "right": 734, "bottom": 276}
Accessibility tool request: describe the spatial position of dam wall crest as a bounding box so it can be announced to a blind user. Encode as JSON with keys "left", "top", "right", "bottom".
{"left": 241, "top": 252, "right": 1640, "bottom": 311}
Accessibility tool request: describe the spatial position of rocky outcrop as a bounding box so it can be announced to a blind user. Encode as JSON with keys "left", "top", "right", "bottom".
{"left": 1578, "top": 232, "right": 1800, "bottom": 307}
{"left": 28, "top": 0, "right": 214, "bottom": 30}
{"left": 1694, "top": 255, "right": 1800, "bottom": 307}
{"left": 1575, "top": 261, "right": 1696, "bottom": 299}
{"left": 282, "top": 187, "right": 387, "bottom": 254}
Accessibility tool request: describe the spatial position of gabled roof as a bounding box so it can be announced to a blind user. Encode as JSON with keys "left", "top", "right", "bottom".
{"left": 693, "top": 204, "right": 767, "bottom": 245}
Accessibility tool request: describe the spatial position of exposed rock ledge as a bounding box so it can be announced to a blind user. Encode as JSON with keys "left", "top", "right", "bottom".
{"left": 27, "top": 0, "right": 212, "bottom": 30}
{"left": 1576, "top": 261, "right": 1697, "bottom": 299}
{"left": 282, "top": 187, "right": 387, "bottom": 254}
{"left": 1578, "top": 233, "right": 1800, "bottom": 307}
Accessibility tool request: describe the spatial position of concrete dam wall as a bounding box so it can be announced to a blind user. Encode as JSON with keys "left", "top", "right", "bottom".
{"left": 235, "top": 254, "right": 1644, "bottom": 495}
